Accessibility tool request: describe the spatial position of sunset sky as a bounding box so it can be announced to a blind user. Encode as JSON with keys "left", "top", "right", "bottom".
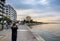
{"left": 6, "top": 0, "right": 60, "bottom": 22}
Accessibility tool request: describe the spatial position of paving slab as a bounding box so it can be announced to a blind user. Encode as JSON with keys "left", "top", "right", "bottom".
{"left": 1, "top": 25, "right": 45, "bottom": 41}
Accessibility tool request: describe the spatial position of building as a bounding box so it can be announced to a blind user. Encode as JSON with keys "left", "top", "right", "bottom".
{"left": 0, "top": 0, "right": 5, "bottom": 18}
{"left": 5, "top": 5, "right": 17, "bottom": 22}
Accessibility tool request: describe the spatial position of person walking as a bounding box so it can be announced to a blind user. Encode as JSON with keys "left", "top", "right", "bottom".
{"left": 11, "top": 22, "right": 18, "bottom": 41}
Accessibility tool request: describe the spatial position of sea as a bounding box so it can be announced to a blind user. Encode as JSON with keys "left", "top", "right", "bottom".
{"left": 31, "top": 24, "right": 60, "bottom": 41}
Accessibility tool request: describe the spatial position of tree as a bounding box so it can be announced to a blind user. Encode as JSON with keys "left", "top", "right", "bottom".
{"left": 30, "top": 20, "right": 33, "bottom": 23}
{"left": 3, "top": 16, "right": 12, "bottom": 23}
{"left": 22, "top": 19, "right": 26, "bottom": 24}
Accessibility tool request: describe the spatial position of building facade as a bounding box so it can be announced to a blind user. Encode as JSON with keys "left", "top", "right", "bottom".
{"left": 0, "top": 0, "right": 5, "bottom": 18}
{"left": 5, "top": 5, "right": 17, "bottom": 22}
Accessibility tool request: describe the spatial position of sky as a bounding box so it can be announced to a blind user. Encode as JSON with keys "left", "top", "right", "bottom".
{"left": 6, "top": 0, "right": 60, "bottom": 22}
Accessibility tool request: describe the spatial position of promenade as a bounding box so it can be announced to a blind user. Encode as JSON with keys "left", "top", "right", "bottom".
{"left": 0, "top": 24, "right": 44, "bottom": 41}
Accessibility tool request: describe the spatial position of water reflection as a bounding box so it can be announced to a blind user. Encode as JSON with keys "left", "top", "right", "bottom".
{"left": 31, "top": 24, "right": 60, "bottom": 41}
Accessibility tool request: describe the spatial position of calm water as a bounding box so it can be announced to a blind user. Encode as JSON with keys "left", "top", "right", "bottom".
{"left": 31, "top": 24, "right": 60, "bottom": 41}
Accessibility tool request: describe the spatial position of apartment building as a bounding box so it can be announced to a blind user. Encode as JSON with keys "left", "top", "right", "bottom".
{"left": 5, "top": 5, "right": 17, "bottom": 22}
{"left": 0, "top": 0, "right": 5, "bottom": 18}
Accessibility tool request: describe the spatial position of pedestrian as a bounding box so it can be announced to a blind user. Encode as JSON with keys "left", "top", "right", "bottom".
{"left": 11, "top": 22, "right": 18, "bottom": 41}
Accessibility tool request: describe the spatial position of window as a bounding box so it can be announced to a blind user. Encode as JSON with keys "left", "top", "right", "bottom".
{"left": 6, "top": 11, "right": 8, "bottom": 12}
{"left": 9, "top": 14, "right": 10, "bottom": 15}
{"left": 6, "top": 9, "right": 8, "bottom": 10}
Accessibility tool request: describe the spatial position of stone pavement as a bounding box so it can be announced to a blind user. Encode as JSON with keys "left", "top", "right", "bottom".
{"left": 0, "top": 29, "right": 11, "bottom": 41}
{"left": 0, "top": 25, "right": 45, "bottom": 41}
{"left": 17, "top": 25, "right": 38, "bottom": 41}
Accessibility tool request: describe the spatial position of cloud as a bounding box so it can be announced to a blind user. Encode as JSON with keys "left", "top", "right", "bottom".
{"left": 49, "top": 0, "right": 60, "bottom": 6}
{"left": 6, "top": 0, "right": 48, "bottom": 9}
{"left": 6, "top": 0, "right": 60, "bottom": 22}
{"left": 16, "top": 9, "right": 60, "bottom": 21}
{"left": 21, "top": 0, "right": 35, "bottom": 5}
{"left": 6, "top": 0, "right": 33, "bottom": 9}
{"left": 6, "top": 0, "right": 60, "bottom": 9}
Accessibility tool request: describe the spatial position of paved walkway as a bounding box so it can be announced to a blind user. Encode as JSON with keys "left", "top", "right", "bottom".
{"left": 0, "top": 29, "right": 11, "bottom": 41}
{"left": 17, "top": 25, "right": 38, "bottom": 41}
{"left": 0, "top": 25, "right": 44, "bottom": 41}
